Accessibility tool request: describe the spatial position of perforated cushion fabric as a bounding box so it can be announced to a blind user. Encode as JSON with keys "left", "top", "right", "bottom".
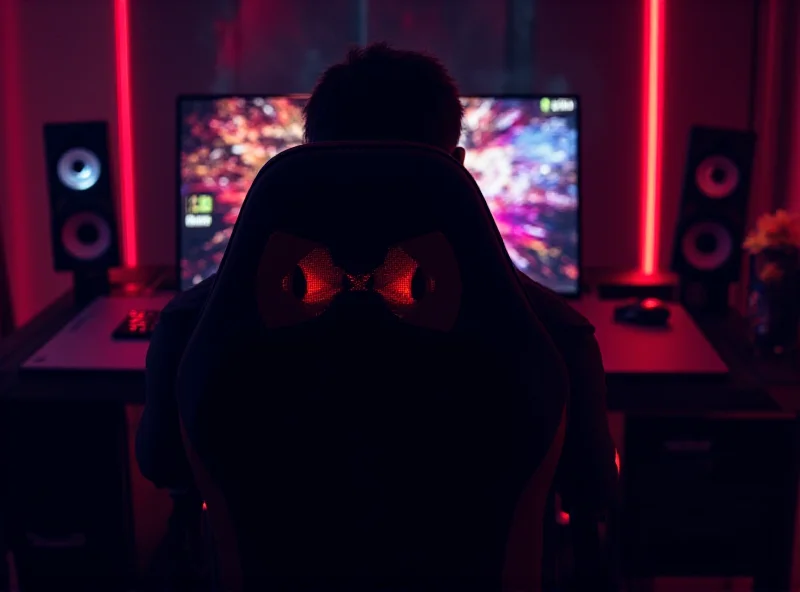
{"left": 176, "top": 142, "right": 569, "bottom": 591}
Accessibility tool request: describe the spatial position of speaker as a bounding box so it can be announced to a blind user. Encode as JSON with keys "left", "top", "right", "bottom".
{"left": 43, "top": 122, "right": 120, "bottom": 301}
{"left": 671, "top": 127, "right": 756, "bottom": 312}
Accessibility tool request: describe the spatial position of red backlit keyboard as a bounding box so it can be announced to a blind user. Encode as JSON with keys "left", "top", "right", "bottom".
{"left": 112, "top": 309, "right": 161, "bottom": 341}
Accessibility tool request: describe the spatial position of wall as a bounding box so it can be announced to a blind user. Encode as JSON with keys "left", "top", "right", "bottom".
{"left": 134, "top": 0, "right": 758, "bottom": 274}
{"left": 661, "top": 0, "right": 757, "bottom": 270}
{"left": 0, "top": 0, "right": 768, "bottom": 325}
{"left": 531, "top": 0, "right": 644, "bottom": 270}
{"left": 0, "top": 0, "right": 25, "bottom": 332}
{"left": 128, "top": 0, "right": 223, "bottom": 266}
{"left": 788, "top": 0, "right": 800, "bottom": 213}
{"left": 0, "top": 0, "right": 118, "bottom": 327}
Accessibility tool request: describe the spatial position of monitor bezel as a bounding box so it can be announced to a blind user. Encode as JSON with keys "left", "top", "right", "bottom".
{"left": 175, "top": 93, "right": 582, "bottom": 298}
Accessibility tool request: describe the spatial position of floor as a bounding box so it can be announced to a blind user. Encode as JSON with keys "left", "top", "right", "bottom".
{"left": 3, "top": 550, "right": 761, "bottom": 592}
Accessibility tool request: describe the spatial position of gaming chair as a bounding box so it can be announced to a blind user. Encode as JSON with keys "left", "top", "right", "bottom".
{"left": 176, "top": 142, "right": 570, "bottom": 591}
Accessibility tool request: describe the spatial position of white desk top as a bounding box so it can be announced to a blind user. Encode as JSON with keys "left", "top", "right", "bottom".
{"left": 21, "top": 293, "right": 728, "bottom": 376}
{"left": 22, "top": 294, "right": 174, "bottom": 372}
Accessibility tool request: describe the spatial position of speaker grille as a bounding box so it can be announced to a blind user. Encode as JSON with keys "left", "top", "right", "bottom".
{"left": 671, "top": 126, "right": 756, "bottom": 289}
{"left": 43, "top": 121, "right": 120, "bottom": 270}
{"left": 679, "top": 220, "right": 734, "bottom": 272}
{"left": 695, "top": 155, "right": 740, "bottom": 199}
{"left": 60, "top": 212, "right": 113, "bottom": 261}
{"left": 56, "top": 148, "right": 102, "bottom": 192}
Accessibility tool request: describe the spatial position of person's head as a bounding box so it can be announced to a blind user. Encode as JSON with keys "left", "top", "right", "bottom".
{"left": 304, "top": 43, "right": 465, "bottom": 163}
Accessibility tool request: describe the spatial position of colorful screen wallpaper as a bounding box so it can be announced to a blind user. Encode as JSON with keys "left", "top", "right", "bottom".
{"left": 179, "top": 96, "right": 579, "bottom": 293}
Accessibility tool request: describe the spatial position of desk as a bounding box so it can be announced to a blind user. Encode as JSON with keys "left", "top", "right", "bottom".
{"left": 13, "top": 295, "right": 173, "bottom": 405}
{"left": 18, "top": 292, "right": 728, "bottom": 385}
{"left": 16, "top": 293, "right": 768, "bottom": 414}
{"left": 22, "top": 294, "right": 173, "bottom": 373}
{"left": 570, "top": 297, "right": 728, "bottom": 378}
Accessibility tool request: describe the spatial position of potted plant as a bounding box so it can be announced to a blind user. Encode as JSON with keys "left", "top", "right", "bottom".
{"left": 744, "top": 209, "right": 800, "bottom": 355}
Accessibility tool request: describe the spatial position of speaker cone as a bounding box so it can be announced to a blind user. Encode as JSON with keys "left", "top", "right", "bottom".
{"left": 680, "top": 221, "right": 733, "bottom": 271}
{"left": 57, "top": 148, "right": 102, "bottom": 191}
{"left": 60, "top": 212, "right": 112, "bottom": 261}
{"left": 695, "top": 156, "right": 739, "bottom": 199}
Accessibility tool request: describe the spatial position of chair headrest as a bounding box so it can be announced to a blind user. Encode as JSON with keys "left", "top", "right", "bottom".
{"left": 197, "top": 141, "right": 544, "bottom": 341}
{"left": 177, "top": 141, "right": 571, "bottom": 473}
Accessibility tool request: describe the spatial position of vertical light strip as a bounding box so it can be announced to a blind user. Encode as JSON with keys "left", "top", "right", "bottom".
{"left": 641, "top": 0, "right": 665, "bottom": 275}
{"left": 114, "top": 0, "right": 138, "bottom": 267}
{"left": 0, "top": 0, "right": 34, "bottom": 325}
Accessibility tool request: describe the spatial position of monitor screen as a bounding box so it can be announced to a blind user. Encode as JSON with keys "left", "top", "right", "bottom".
{"left": 179, "top": 95, "right": 580, "bottom": 294}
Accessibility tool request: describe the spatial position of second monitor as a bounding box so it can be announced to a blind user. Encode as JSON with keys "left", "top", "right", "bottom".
{"left": 178, "top": 95, "right": 580, "bottom": 295}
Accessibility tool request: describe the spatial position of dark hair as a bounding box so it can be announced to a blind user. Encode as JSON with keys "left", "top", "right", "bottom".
{"left": 304, "top": 43, "right": 464, "bottom": 152}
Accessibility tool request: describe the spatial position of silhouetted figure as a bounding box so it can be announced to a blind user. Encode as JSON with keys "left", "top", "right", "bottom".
{"left": 137, "top": 43, "right": 617, "bottom": 590}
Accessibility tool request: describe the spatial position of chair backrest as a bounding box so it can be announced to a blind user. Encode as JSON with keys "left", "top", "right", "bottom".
{"left": 176, "top": 142, "right": 569, "bottom": 591}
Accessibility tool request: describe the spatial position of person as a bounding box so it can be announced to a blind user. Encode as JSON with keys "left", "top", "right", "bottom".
{"left": 136, "top": 43, "right": 617, "bottom": 523}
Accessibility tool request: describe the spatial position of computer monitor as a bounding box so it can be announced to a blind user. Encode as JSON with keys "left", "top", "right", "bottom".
{"left": 178, "top": 95, "right": 580, "bottom": 294}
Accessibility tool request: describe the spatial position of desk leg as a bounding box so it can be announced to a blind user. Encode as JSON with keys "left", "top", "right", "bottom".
{"left": 752, "top": 417, "right": 800, "bottom": 592}
{"left": 792, "top": 461, "right": 800, "bottom": 592}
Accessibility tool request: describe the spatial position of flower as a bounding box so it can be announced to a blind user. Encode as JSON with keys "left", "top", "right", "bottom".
{"left": 743, "top": 209, "right": 800, "bottom": 254}
{"left": 759, "top": 262, "right": 785, "bottom": 283}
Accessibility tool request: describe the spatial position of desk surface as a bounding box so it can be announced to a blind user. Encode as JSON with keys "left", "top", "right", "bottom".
{"left": 570, "top": 297, "right": 728, "bottom": 376}
{"left": 21, "top": 293, "right": 728, "bottom": 377}
{"left": 22, "top": 295, "right": 173, "bottom": 372}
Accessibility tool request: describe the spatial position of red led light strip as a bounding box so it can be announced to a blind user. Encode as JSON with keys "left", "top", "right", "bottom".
{"left": 114, "top": 0, "right": 138, "bottom": 267}
{"left": 0, "top": 0, "right": 35, "bottom": 323}
{"left": 641, "top": 0, "right": 665, "bottom": 275}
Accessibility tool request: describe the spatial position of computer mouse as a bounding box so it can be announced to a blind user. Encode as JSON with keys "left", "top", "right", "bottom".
{"left": 613, "top": 297, "right": 671, "bottom": 327}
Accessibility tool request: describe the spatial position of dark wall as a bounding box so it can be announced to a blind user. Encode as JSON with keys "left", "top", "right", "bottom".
{"left": 131, "top": 0, "right": 758, "bottom": 272}
{"left": 0, "top": 0, "right": 762, "bottom": 325}
{"left": 0, "top": 0, "right": 115, "bottom": 326}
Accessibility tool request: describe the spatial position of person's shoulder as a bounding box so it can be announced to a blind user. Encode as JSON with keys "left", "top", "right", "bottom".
{"left": 516, "top": 271, "right": 594, "bottom": 335}
{"left": 160, "top": 275, "right": 215, "bottom": 320}
{"left": 146, "top": 277, "right": 214, "bottom": 358}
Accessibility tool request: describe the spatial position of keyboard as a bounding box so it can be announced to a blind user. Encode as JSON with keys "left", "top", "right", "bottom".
{"left": 111, "top": 309, "right": 161, "bottom": 341}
